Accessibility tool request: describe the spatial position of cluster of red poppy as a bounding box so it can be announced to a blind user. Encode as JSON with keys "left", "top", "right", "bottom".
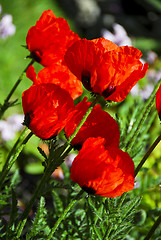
{"left": 22, "top": 10, "right": 149, "bottom": 197}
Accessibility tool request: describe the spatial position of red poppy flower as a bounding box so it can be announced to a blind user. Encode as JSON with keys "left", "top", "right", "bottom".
{"left": 22, "top": 83, "right": 74, "bottom": 139}
{"left": 65, "top": 98, "right": 120, "bottom": 149}
{"left": 156, "top": 84, "right": 161, "bottom": 120}
{"left": 64, "top": 38, "right": 149, "bottom": 102}
{"left": 26, "top": 64, "right": 83, "bottom": 100}
{"left": 70, "top": 137, "right": 135, "bottom": 198}
{"left": 26, "top": 10, "right": 80, "bottom": 66}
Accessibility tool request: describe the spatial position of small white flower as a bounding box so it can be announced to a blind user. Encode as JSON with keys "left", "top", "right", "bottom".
{"left": 130, "top": 84, "right": 140, "bottom": 97}
{"left": 130, "top": 82, "right": 154, "bottom": 100}
{"left": 101, "top": 23, "right": 132, "bottom": 46}
{"left": 65, "top": 153, "right": 77, "bottom": 167}
{"left": 75, "top": 0, "right": 100, "bottom": 25}
{"left": 140, "top": 84, "right": 154, "bottom": 100}
{"left": 7, "top": 114, "right": 24, "bottom": 132}
{"left": 0, "top": 13, "right": 16, "bottom": 39}
{"left": 134, "top": 179, "right": 140, "bottom": 189}
{"left": 146, "top": 51, "right": 158, "bottom": 65}
{"left": 0, "top": 121, "right": 15, "bottom": 141}
{"left": 0, "top": 114, "right": 24, "bottom": 141}
{"left": 147, "top": 69, "right": 161, "bottom": 83}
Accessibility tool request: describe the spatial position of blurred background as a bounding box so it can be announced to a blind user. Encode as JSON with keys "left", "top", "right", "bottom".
{"left": 1, "top": 0, "right": 161, "bottom": 108}
{"left": 0, "top": 0, "right": 161, "bottom": 239}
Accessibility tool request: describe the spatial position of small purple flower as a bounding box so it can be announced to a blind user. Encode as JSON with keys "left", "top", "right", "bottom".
{"left": 131, "top": 69, "right": 161, "bottom": 100}
{"left": 0, "top": 114, "right": 24, "bottom": 141}
{"left": 130, "top": 84, "right": 140, "bottom": 97}
{"left": 0, "top": 6, "right": 16, "bottom": 39}
{"left": 130, "top": 82, "right": 154, "bottom": 100}
{"left": 134, "top": 178, "right": 140, "bottom": 189}
{"left": 146, "top": 51, "right": 158, "bottom": 65}
{"left": 101, "top": 23, "right": 132, "bottom": 46}
{"left": 147, "top": 69, "right": 161, "bottom": 83}
{"left": 65, "top": 153, "right": 77, "bottom": 167}
{"left": 140, "top": 84, "right": 154, "bottom": 100}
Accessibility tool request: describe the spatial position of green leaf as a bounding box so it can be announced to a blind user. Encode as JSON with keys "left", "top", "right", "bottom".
{"left": 37, "top": 146, "right": 48, "bottom": 160}
{"left": 88, "top": 196, "right": 103, "bottom": 221}
{"left": 24, "top": 162, "right": 44, "bottom": 174}
{"left": 0, "top": 200, "right": 8, "bottom": 205}
{"left": 52, "top": 189, "right": 64, "bottom": 216}
{"left": 7, "top": 188, "right": 18, "bottom": 228}
{"left": 26, "top": 196, "right": 50, "bottom": 239}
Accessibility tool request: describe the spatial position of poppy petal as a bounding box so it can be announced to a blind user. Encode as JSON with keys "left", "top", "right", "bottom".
{"left": 65, "top": 98, "right": 120, "bottom": 149}
{"left": 70, "top": 137, "right": 135, "bottom": 197}
{"left": 22, "top": 83, "right": 74, "bottom": 139}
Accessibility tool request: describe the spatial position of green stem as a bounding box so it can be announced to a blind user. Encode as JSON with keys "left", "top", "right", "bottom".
{"left": 0, "top": 129, "right": 33, "bottom": 190}
{"left": 47, "top": 190, "right": 84, "bottom": 239}
{"left": 15, "top": 145, "right": 73, "bottom": 238}
{"left": 67, "top": 94, "right": 101, "bottom": 144}
{"left": 15, "top": 164, "right": 54, "bottom": 238}
{"left": 125, "top": 79, "right": 161, "bottom": 152}
{"left": 48, "top": 94, "right": 101, "bottom": 162}
{"left": 144, "top": 213, "right": 161, "bottom": 240}
{"left": 102, "top": 226, "right": 112, "bottom": 240}
{"left": 16, "top": 142, "right": 73, "bottom": 236}
{"left": 0, "top": 59, "right": 34, "bottom": 119}
{"left": 135, "top": 133, "right": 161, "bottom": 176}
{"left": 116, "top": 133, "right": 161, "bottom": 215}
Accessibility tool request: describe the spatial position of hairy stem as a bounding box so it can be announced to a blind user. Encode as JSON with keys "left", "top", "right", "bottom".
{"left": 0, "top": 128, "right": 33, "bottom": 190}
{"left": 0, "top": 59, "right": 34, "bottom": 119}
{"left": 116, "top": 133, "right": 161, "bottom": 217}
{"left": 125, "top": 79, "right": 161, "bottom": 152}
{"left": 67, "top": 94, "right": 101, "bottom": 144}
{"left": 144, "top": 213, "right": 161, "bottom": 240}
{"left": 15, "top": 164, "right": 54, "bottom": 238}
{"left": 117, "top": 193, "right": 127, "bottom": 210}
{"left": 135, "top": 133, "right": 161, "bottom": 176}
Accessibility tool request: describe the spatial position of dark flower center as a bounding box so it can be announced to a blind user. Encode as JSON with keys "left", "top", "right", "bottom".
{"left": 30, "top": 50, "right": 42, "bottom": 63}
{"left": 102, "top": 85, "right": 116, "bottom": 99}
{"left": 82, "top": 185, "right": 96, "bottom": 195}
{"left": 23, "top": 112, "right": 31, "bottom": 127}
{"left": 73, "top": 144, "right": 82, "bottom": 151}
{"left": 159, "top": 111, "right": 161, "bottom": 121}
{"left": 81, "top": 71, "right": 93, "bottom": 92}
{"left": 43, "top": 134, "right": 57, "bottom": 141}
